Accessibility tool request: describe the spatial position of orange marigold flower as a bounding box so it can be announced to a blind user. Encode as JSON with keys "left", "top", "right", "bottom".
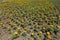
{"left": 47, "top": 35, "right": 52, "bottom": 39}
{"left": 47, "top": 32, "right": 50, "bottom": 35}
{"left": 57, "top": 26, "right": 60, "bottom": 29}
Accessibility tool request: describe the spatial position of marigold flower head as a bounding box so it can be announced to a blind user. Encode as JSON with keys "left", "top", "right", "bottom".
{"left": 50, "top": 25, "right": 54, "bottom": 28}
{"left": 39, "top": 31, "right": 42, "bottom": 34}
{"left": 47, "top": 35, "right": 52, "bottom": 39}
{"left": 57, "top": 26, "right": 60, "bottom": 29}
{"left": 47, "top": 32, "right": 50, "bottom": 35}
{"left": 17, "top": 27, "right": 20, "bottom": 30}
{"left": 14, "top": 31, "right": 19, "bottom": 35}
{"left": 23, "top": 29, "right": 26, "bottom": 32}
{"left": 31, "top": 32, "right": 34, "bottom": 35}
{"left": 43, "top": 27, "right": 46, "bottom": 29}
{"left": 21, "top": 19, "right": 24, "bottom": 23}
{"left": 0, "top": 22, "right": 3, "bottom": 25}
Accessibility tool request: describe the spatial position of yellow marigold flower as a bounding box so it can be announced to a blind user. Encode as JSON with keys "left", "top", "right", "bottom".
{"left": 10, "top": 14, "right": 13, "bottom": 16}
{"left": 57, "top": 26, "right": 60, "bottom": 29}
{"left": 31, "top": 32, "right": 34, "bottom": 35}
{"left": 39, "top": 31, "right": 42, "bottom": 34}
{"left": 3, "top": 24, "right": 5, "bottom": 26}
{"left": 50, "top": 25, "right": 54, "bottom": 28}
{"left": 52, "top": 17, "right": 55, "bottom": 19}
{"left": 21, "top": 19, "right": 24, "bottom": 23}
{"left": 59, "top": 16, "right": 60, "bottom": 19}
{"left": 37, "top": 14, "right": 39, "bottom": 16}
{"left": 0, "top": 22, "right": 3, "bottom": 25}
{"left": 59, "top": 16, "right": 60, "bottom": 18}
{"left": 42, "top": 13, "right": 44, "bottom": 16}
{"left": 47, "top": 32, "right": 50, "bottom": 35}
{"left": 16, "top": 20, "right": 19, "bottom": 22}
{"left": 22, "top": 23, "right": 24, "bottom": 25}
{"left": 23, "top": 29, "right": 26, "bottom": 32}
{"left": 31, "top": 15, "right": 34, "bottom": 18}
{"left": 16, "top": 13, "right": 18, "bottom": 15}
{"left": 14, "top": 31, "right": 19, "bottom": 35}
{"left": 47, "top": 35, "right": 52, "bottom": 39}
{"left": 7, "top": 27, "right": 11, "bottom": 30}
{"left": 40, "top": 18, "right": 43, "bottom": 21}
{"left": 43, "top": 23, "right": 48, "bottom": 26}
{"left": 35, "top": 25, "right": 38, "bottom": 28}
{"left": 14, "top": 24, "right": 16, "bottom": 26}
{"left": 42, "top": 8, "right": 45, "bottom": 11}
{"left": 17, "top": 27, "right": 20, "bottom": 30}
{"left": 43, "top": 27, "right": 46, "bottom": 30}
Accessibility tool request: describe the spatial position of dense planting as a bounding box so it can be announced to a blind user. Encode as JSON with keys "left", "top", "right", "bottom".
{"left": 0, "top": 0, "right": 60, "bottom": 40}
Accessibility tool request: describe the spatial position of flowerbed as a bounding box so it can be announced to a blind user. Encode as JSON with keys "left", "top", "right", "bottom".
{"left": 0, "top": 0, "right": 60, "bottom": 40}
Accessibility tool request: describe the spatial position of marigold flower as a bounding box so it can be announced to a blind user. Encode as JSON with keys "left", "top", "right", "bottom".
{"left": 23, "top": 29, "right": 26, "bottom": 32}
{"left": 21, "top": 19, "right": 24, "bottom": 23}
{"left": 17, "top": 27, "right": 20, "bottom": 30}
{"left": 43, "top": 27, "right": 46, "bottom": 30}
{"left": 31, "top": 32, "right": 34, "bottom": 36}
{"left": 57, "top": 26, "right": 60, "bottom": 29}
{"left": 14, "top": 32, "right": 19, "bottom": 35}
{"left": 40, "top": 18, "right": 43, "bottom": 21}
{"left": 34, "top": 25, "right": 38, "bottom": 28}
{"left": 50, "top": 25, "right": 54, "bottom": 28}
{"left": 47, "top": 35, "right": 52, "bottom": 39}
{"left": 59, "top": 16, "right": 60, "bottom": 18}
{"left": 39, "top": 31, "right": 42, "bottom": 34}
{"left": 0, "top": 23, "right": 3, "bottom": 25}
{"left": 7, "top": 27, "right": 11, "bottom": 30}
{"left": 47, "top": 32, "right": 50, "bottom": 35}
